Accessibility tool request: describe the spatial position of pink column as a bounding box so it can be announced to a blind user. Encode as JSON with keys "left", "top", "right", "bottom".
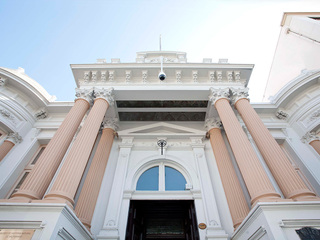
{"left": 205, "top": 118, "right": 249, "bottom": 229}
{"left": 232, "top": 88, "right": 318, "bottom": 201}
{"left": 10, "top": 89, "right": 91, "bottom": 202}
{"left": 44, "top": 88, "right": 114, "bottom": 207}
{"left": 0, "top": 133, "right": 21, "bottom": 161}
{"left": 303, "top": 132, "right": 320, "bottom": 156}
{"left": 310, "top": 140, "right": 320, "bottom": 155}
{"left": 75, "top": 119, "right": 117, "bottom": 229}
{"left": 209, "top": 88, "right": 282, "bottom": 205}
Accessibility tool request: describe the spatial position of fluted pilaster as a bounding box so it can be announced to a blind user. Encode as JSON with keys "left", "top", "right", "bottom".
{"left": 11, "top": 95, "right": 91, "bottom": 201}
{"left": 210, "top": 88, "right": 281, "bottom": 205}
{"left": 44, "top": 88, "right": 113, "bottom": 207}
{"left": 205, "top": 118, "right": 249, "bottom": 229}
{"left": 75, "top": 118, "right": 118, "bottom": 229}
{"left": 233, "top": 91, "right": 318, "bottom": 201}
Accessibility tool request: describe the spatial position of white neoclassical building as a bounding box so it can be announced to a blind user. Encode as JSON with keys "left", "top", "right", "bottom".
{"left": 0, "top": 12, "right": 320, "bottom": 240}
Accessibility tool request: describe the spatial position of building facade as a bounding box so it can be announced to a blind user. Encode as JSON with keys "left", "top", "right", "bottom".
{"left": 0, "top": 13, "right": 320, "bottom": 240}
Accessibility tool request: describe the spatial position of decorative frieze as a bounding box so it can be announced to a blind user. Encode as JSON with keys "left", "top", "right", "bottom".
{"left": 208, "top": 88, "right": 230, "bottom": 105}
{"left": 35, "top": 108, "right": 48, "bottom": 120}
{"left": 75, "top": 88, "right": 94, "bottom": 103}
{"left": 234, "top": 71, "right": 241, "bottom": 82}
{"left": 276, "top": 110, "right": 289, "bottom": 120}
{"left": 307, "top": 109, "right": 320, "bottom": 124}
{"left": 84, "top": 71, "right": 90, "bottom": 83}
{"left": 301, "top": 132, "right": 319, "bottom": 144}
{"left": 227, "top": 71, "right": 233, "bottom": 82}
{"left": 204, "top": 117, "right": 222, "bottom": 131}
{"left": 216, "top": 71, "right": 223, "bottom": 82}
{"left": 101, "top": 71, "right": 107, "bottom": 82}
{"left": 230, "top": 87, "right": 249, "bottom": 105}
{"left": 93, "top": 87, "right": 114, "bottom": 106}
{"left": 0, "top": 109, "right": 16, "bottom": 124}
{"left": 102, "top": 118, "right": 119, "bottom": 131}
{"left": 6, "top": 132, "right": 22, "bottom": 144}
{"left": 91, "top": 71, "right": 97, "bottom": 83}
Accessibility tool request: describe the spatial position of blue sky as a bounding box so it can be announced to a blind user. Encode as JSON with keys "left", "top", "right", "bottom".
{"left": 1, "top": 0, "right": 319, "bottom": 102}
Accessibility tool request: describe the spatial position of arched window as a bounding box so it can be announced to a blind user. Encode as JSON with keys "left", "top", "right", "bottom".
{"left": 136, "top": 164, "right": 187, "bottom": 191}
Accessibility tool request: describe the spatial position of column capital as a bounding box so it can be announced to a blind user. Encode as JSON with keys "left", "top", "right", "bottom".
{"left": 102, "top": 118, "right": 119, "bottom": 131}
{"left": 208, "top": 88, "right": 230, "bottom": 105}
{"left": 6, "top": 132, "right": 22, "bottom": 144}
{"left": 75, "top": 88, "right": 94, "bottom": 103}
{"left": 94, "top": 87, "right": 115, "bottom": 106}
{"left": 301, "top": 131, "right": 320, "bottom": 144}
{"left": 230, "top": 87, "right": 249, "bottom": 105}
{"left": 204, "top": 117, "right": 222, "bottom": 131}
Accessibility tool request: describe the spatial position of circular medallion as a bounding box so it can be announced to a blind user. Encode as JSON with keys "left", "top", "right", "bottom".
{"left": 198, "top": 223, "right": 207, "bottom": 229}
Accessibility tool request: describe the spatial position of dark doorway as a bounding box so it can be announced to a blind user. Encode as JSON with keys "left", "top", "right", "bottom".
{"left": 125, "top": 200, "right": 200, "bottom": 240}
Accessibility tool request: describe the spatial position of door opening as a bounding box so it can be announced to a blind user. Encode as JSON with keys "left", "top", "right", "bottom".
{"left": 125, "top": 200, "right": 200, "bottom": 240}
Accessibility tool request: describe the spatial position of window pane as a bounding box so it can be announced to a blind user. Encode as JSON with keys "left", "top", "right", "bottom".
{"left": 136, "top": 167, "right": 159, "bottom": 191}
{"left": 165, "top": 167, "right": 186, "bottom": 191}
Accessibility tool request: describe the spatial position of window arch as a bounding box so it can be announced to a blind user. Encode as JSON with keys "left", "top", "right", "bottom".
{"left": 136, "top": 163, "right": 187, "bottom": 191}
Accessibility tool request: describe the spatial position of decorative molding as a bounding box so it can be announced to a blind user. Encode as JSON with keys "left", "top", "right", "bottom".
{"left": 58, "top": 227, "right": 76, "bottom": 240}
{"left": 209, "top": 71, "right": 215, "bottom": 83}
{"left": 230, "top": 87, "right": 249, "bottom": 105}
{"left": 192, "top": 71, "right": 198, "bottom": 83}
{"left": 125, "top": 70, "right": 131, "bottom": 83}
{"left": 102, "top": 118, "right": 119, "bottom": 131}
{"left": 0, "top": 108, "right": 17, "bottom": 124}
{"left": 276, "top": 110, "right": 289, "bottom": 120}
{"left": 75, "top": 88, "right": 93, "bottom": 103}
{"left": 208, "top": 88, "right": 230, "bottom": 105}
{"left": 204, "top": 117, "right": 222, "bottom": 131}
{"left": 35, "top": 108, "right": 48, "bottom": 120}
{"left": 142, "top": 70, "right": 148, "bottom": 84}
{"left": 6, "top": 132, "right": 22, "bottom": 144}
{"left": 108, "top": 70, "right": 114, "bottom": 82}
{"left": 93, "top": 87, "right": 114, "bottom": 106}
{"left": 248, "top": 226, "right": 267, "bottom": 240}
{"left": 301, "top": 131, "right": 319, "bottom": 144}
{"left": 0, "top": 77, "right": 6, "bottom": 86}
{"left": 307, "top": 109, "right": 320, "bottom": 124}
{"left": 176, "top": 70, "right": 182, "bottom": 83}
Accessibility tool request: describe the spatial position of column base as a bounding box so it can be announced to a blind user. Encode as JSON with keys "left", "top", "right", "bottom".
{"left": 0, "top": 198, "right": 31, "bottom": 203}
{"left": 287, "top": 189, "right": 320, "bottom": 201}
{"left": 78, "top": 217, "right": 91, "bottom": 231}
{"left": 251, "top": 191, "right": 284, "bottom": 206}
{"left": 32, "top": 199, "right": 74, "bottom": 210}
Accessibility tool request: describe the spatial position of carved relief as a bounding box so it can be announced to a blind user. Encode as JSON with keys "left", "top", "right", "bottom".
{"left": 276, "top": 110, "right": 289, "bottom": 120}
{"left": 0, "top": 77, "right": 6, "bottom": 86}
{"left": 75, "top": 88, "right": 93, "bottom": 103}
{"left": 230, "top": 87, "right": 249, "bottom": 104}
{"left": 0, "top": 109, "right": 16, "bottom": 124}
{"left": 216, "top": 71, "right": 223, "bottom": 82}
{"left": 101, "top": 71, "right": 107, "bottom": 82}
{"left": 301, "top": 131, "right": 319, "bottom": 144}
{"left": 102, "top": 118, "right": 119, "bottom": 131}
{"left": 307, "top": 109, "right": 320, "bottom": 124}
{"left": 35, "top": 109, "right": 48, "bottom": 120}
{"left": 6, "top": 132, "right": 22, "bottom": 144}
{"left": 208, "top": 88, "right": 230, "bottom": 105}
{"left": 125, "top": 70, "right": 131, "bottom": 83}
{"left": 209, "top": 71, "right": 215, "bottom": 83}
{"left": 94, "top": 87, "right": 114, "bottom": 106}
{"left": 192, "top": 71, "right": 198, "bottom": 83}
{"left": 227, "top": 71, "right": 234, "bottom": 82}
{"left": 234, "top": 71, "right": 241, "bottom": 82}
{"left": 108, "top": 70, "right": 114, "bottom": 82}
{"left": 91, "top": 71, "right": 97, "bottom": 83}
{"left": 176, "top": 70, "right": 182, "bottom": 83}
{"left": 142, "top": 70, "right": 148, "bottom": 84}
{"left": 205, "top": 117, "right": 222, "bottom": 131}
{"left": 84, "top": 71, "right": 90, "bottom": 83}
